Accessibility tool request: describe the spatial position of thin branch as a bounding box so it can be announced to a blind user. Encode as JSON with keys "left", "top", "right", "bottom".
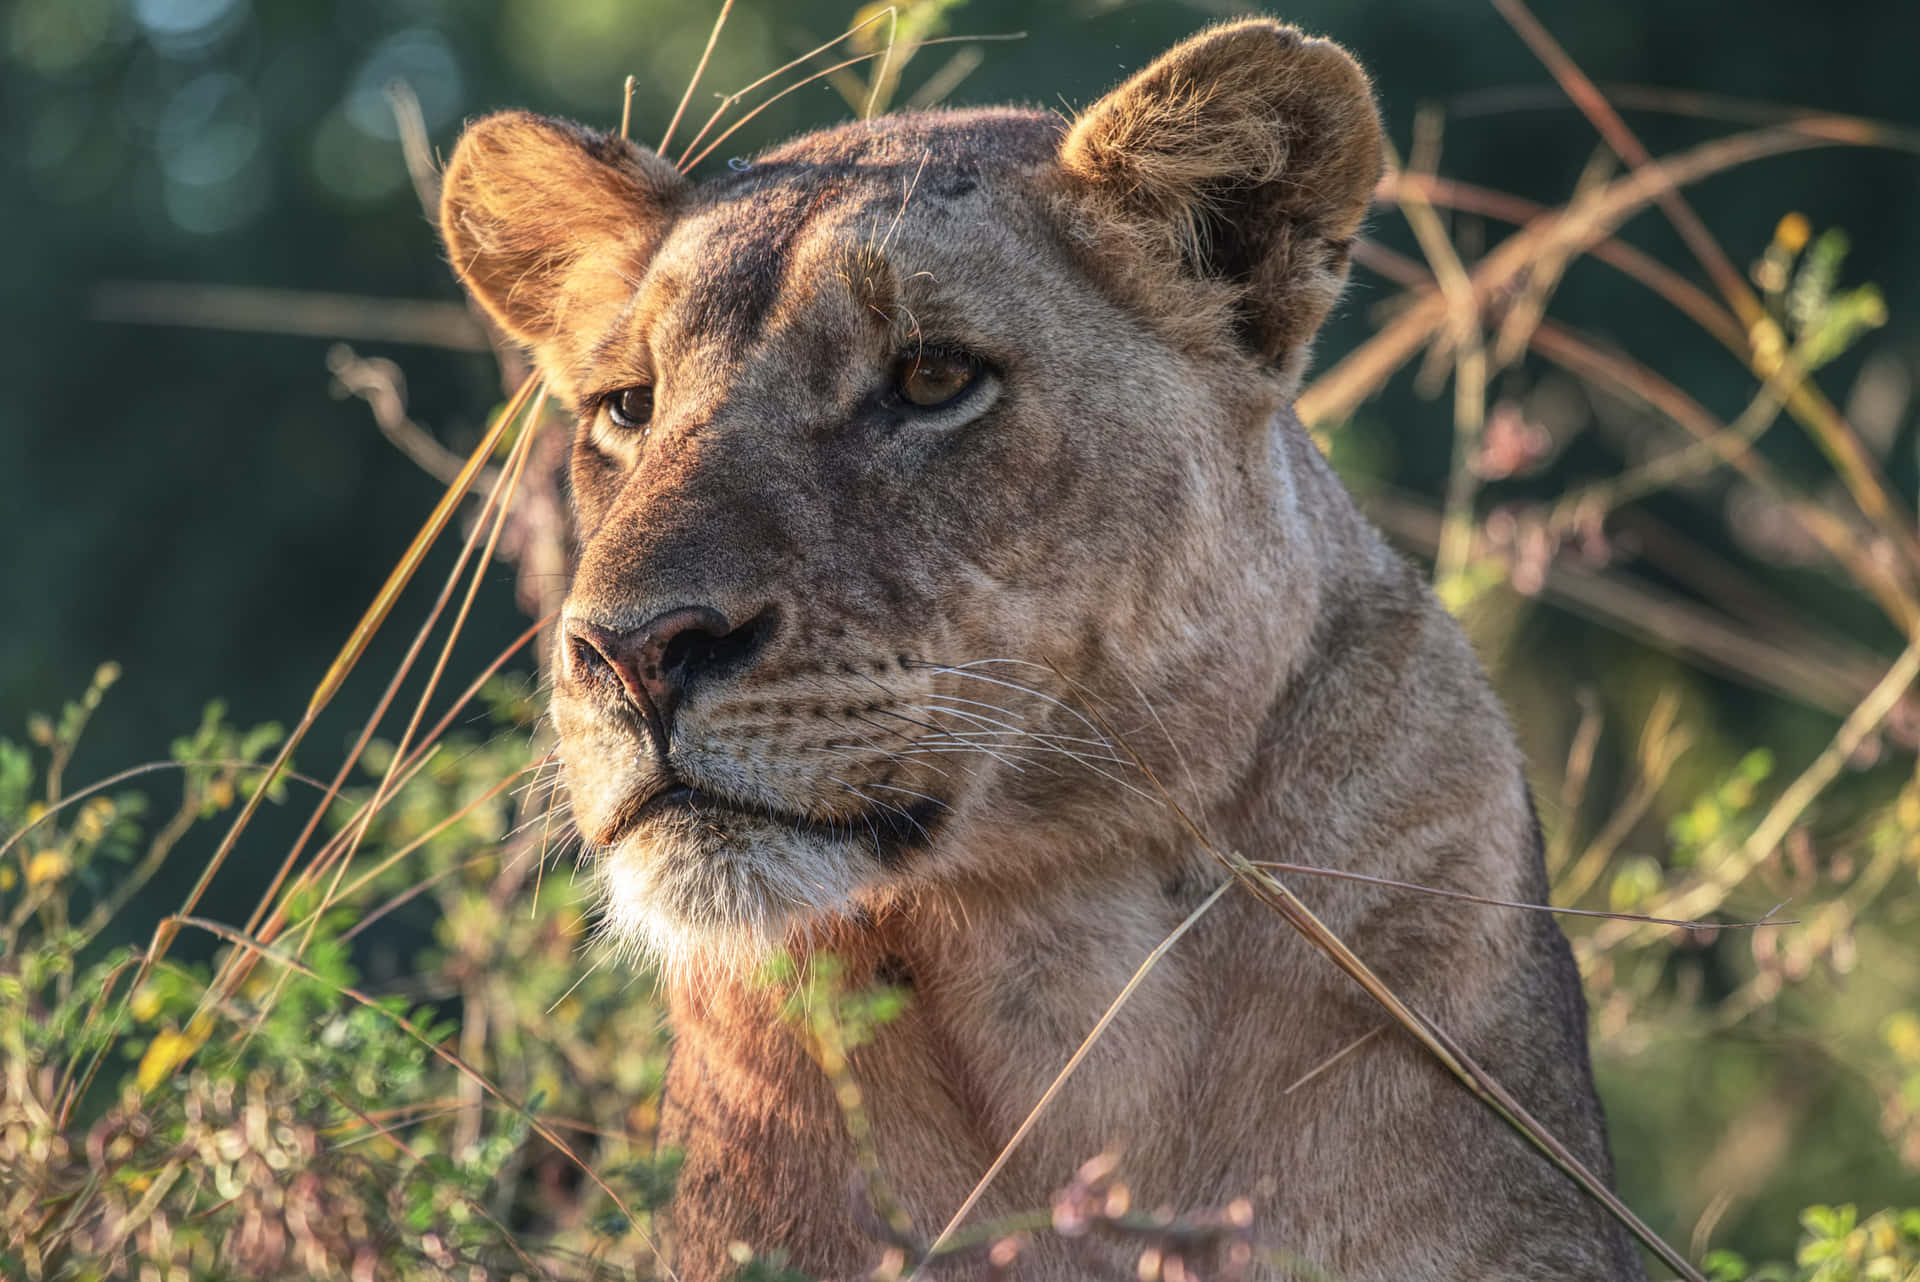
{"left": 386, "top": 81, "right": 441, "bottom": 213}
{"left": 328, "top": 343, "right": 487, "bottom": 490}
{"left": 93, "top": 282, "right": 489, "bottom": 351}
{"left": 659, "top": 0, "right": 736, "bottom": 155}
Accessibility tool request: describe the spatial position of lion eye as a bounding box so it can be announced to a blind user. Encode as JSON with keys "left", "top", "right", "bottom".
{"left": 894, "top": 351, "right": 980, "bottom": 409}
{"left": 605, "top": 385, "right": 654, "bottom": 430}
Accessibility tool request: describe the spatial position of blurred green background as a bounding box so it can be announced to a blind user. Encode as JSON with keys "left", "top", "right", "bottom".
{"left": 5, "top": 0, "right": 1920, "bottom": 1266}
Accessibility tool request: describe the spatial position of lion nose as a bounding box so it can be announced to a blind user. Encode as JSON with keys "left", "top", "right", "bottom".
{"left": 563, "top": 606, "right": 775, "bottom": 752}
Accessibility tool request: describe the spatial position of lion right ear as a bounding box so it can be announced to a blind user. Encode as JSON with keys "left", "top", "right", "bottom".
{"left": 1060, "top": 20, "right": 1383, "bottom": 376}
{"left": 439, "top": 112, "right": 684, "bottom": 360}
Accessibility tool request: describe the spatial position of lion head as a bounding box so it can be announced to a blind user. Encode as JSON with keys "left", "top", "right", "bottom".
{"left": 438, "top": 20, "right": 1383, "bottom": 969}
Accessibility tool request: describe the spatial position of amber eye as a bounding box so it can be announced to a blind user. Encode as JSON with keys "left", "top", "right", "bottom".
{"left": 605, "top": 385, "right": 654, "bottom": 430}
{"left": 894, "top": 350, "right": 981, "bottom": 409}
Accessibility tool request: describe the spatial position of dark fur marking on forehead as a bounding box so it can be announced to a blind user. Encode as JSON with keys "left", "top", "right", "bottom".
{"left": 674, "top": 180, "right": 838, "bottom": 351}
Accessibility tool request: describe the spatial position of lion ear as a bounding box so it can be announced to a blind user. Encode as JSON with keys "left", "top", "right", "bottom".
{"left": 439, "top": 111, "right": 684, "bottom": 358}
{"left": 1060, "top": 19, "right": 1383, "bottom": 371}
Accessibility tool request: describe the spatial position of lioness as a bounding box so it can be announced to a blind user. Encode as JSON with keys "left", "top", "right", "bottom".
{"left": 439, "top": 17, "right": 1645, "bottom": 1280}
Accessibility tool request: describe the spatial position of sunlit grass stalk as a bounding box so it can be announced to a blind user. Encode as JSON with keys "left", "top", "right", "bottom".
{"left": 1300, "top": 127, "right": 1847, "bottom": 427}
{"left": 235, "top": 389, "right": 544, "bottom": 961}
{"left": 58, "top": 374, "right": 542, "bottom": 1128}
{"left": 233, "top": 399, "right": 547, "bottom": 1050}
{"left": 287, "top": 389, "right": 545, "bottom": 948}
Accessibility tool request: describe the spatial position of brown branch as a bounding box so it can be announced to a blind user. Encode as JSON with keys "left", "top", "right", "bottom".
{"left": 1489, "top": 0, "right": 1920, "bottom": 572}
{"left": 92, "top": 282, "right": 489, "bottom": 351}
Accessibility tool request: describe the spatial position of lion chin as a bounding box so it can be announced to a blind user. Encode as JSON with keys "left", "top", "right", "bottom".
{"left": 586, "top": 787, "right": 938, "bottom": 972}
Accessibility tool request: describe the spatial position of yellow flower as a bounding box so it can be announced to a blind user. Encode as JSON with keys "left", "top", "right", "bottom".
{"left": 26, "top": 850, "right": 70, "bottom": 887}
{"left": 1898, "top": 788, "right": 1920, "bottom": 832}
{"left": 75, "top": 798, "right": 113, "bottom": 843}
{"left": 1773, "top": 210, "right": 1811, "bottom": 254}
{"left": 136, "top": 1015, "right": 212, "bottom": 1093}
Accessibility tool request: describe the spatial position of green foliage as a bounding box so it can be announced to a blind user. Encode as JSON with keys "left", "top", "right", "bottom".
{"left": 1706, "top": 1205, "right": 1920, "bottom": 1281}
{"left": 0, "top": 673, "right": 673, "bottom": 1280}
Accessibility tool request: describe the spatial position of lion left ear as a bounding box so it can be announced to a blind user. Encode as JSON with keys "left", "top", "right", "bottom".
{"left": 1060, "top": 19, "right": 1383, "bottom": 371}
{"left": 440, "top": 111, "right": 686, "bottom": 372}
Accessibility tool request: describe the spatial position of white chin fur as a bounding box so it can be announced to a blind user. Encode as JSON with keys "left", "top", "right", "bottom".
{"left": 590, "top": 824, "right": 873, "bottom": 975}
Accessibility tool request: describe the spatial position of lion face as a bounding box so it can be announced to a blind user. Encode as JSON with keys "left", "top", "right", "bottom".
{"left": 438, "top": 25, "right": 1383, "bottom": 965}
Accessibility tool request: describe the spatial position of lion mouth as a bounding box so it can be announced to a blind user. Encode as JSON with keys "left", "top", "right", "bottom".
{"left": 596, "top": 777, "right": 943, "bottom": 870}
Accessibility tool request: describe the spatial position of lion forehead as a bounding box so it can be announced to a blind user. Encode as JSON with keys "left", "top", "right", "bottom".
{"left": 578, "top": 117, "right": 1072, "bottom": 397}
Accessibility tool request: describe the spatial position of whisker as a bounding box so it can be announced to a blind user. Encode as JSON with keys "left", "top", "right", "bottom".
{"left": 911, "top": 659, "right": 1113, "bottom": 743}
{"left": 830, "top": 776, "right": 934, "bottom": 845}
{"left": 918, "top": 694, "right": 1117, "bottom": 750}
{"left": 865, "top": 781, "right": 950, "bottom": 812}
{"left": 1113, "top": 666, "right": 1202, "bottom": 811}
{"left": 906, "top": 710, "right": 1131, "bottom": 770}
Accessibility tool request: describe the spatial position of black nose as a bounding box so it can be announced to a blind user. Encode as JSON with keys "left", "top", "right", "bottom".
{"left": 564, "top": 605, "right": 775, "bottom": 752}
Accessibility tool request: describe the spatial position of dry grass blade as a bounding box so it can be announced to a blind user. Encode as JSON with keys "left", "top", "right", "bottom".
{"left": 863, "top": 4, "right": 898, "bottom": 121}
{"left": 92, "top": 282, "right": 490, "bottom": 351}
{"left": 308, "top": 373, "right": 542, "bottom": 721}
{"left": 1298, "top": 125, "right": 1853, "bottom": 428}
{"left": 1445, "top": 80, "right": 1920, "bottom": 154}
{"left": 1547, "top": 692, "right": 1605, "bottom": 878}
{"left": 217, "top": 386, "right": 545, "bottom": 1011}
{"left": 1384, "top": 131, "right": 1487, "bottom": 589}
{"left": 229, "top": 401, "right": 547, "bottom": 1048}
{"left": 1556, "top": 692, "right": 1689, "bottom": 906}
{"left": 290, "top": 388, "right": 546, "bottom": 951}
{"left": 679, "top": 34, "right": 1015, "bottom": 174}
{"left": 61, "top": 374, "right": 544, "bottom": 1125}
{"left": 264, "top": 612, "right": 554, "bottom": 949}
{"left": 386, "top": 82, "right": 440, "bottom": 213}
{"left": 911, "top": 880, "right": 1234, "bottom": 1273}
{"left": 1373, "top": 172, "right": 1748, "bottom": 351}
{"left": 0, "top": 759, "right": 326, "bottom": 864}
{"left": 905, "top": 45, "right": 984, "bottom": 111}
{"left": 1228, "top": 862, "right": 1700, "bottom": 1277}
{"left": 659, "top": 0, "right": 736, "bottom": 155}
{"left": 672, "top": 7, "right": 899, "bottom": 169}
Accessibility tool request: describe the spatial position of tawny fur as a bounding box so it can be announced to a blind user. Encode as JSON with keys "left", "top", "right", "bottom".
{"left": 440, "top": 17, "right": 1646, "bottom": 1281}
